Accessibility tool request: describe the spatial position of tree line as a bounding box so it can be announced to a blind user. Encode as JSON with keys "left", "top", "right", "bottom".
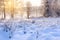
{"left": 0, "top": 0, "right": 60, "bottom": 20}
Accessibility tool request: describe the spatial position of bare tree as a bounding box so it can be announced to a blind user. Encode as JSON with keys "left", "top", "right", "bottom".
{"left": 0, "top": 0, "right": 6, "bottom": 19}
{"left": 0, "top": 0, "right": 5, "bottom": 19}
{"left": 0, "top": 0, "right": 3, "bottom": 19}
{"left": 11, "top": 8, "right": 14, "bottom": 19}
{"left": 11, "top": 0, "right": 14, "bottom": 19}
{"left": 4, "top": 0, "right": 6, "bottom": 19}
{"left": 26, "top": 1, "right": 31, "bottom": 19}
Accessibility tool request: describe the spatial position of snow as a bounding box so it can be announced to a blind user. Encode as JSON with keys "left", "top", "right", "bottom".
{"left": 0, "top": 18, "right": 60, "bottom": 40}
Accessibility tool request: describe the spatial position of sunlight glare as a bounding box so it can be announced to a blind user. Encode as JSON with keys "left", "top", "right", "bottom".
{"left": 24, "top": 0, "right": 43, "bottom": 6}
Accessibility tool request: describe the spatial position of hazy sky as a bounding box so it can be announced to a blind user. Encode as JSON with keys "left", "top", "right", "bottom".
{"left": 24, "top": 0, "right": 43, "bottom": 6}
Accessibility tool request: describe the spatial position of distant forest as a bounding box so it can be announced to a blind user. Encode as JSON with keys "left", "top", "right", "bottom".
{"left": 0, "top": 0, "right": 60, "bottom": 19}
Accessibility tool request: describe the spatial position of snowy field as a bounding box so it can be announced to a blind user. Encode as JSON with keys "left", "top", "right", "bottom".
{"left": 0, "top": 18, "right": 60, "bottom": 40}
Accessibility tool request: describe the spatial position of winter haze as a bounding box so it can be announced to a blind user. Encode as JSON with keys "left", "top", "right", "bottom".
{"left": 0, "top": 0, "right": 60, "bottom": 40}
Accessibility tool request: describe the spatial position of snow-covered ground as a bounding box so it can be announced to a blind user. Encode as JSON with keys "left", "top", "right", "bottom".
{"left": 0, "top": 18, "right": 60, "bottom": 40}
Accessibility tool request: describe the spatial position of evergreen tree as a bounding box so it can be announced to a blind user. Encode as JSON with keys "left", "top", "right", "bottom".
{"left": 43, "top": 0, "right": 50, "bottom": 17}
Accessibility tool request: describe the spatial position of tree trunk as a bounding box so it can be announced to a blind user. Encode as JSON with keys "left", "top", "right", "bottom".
{"left": 26, "top": 1, "right": 31, "bottom": 19}
{"left": 11, "top": 0, "right": 14, "bottom": 19}
{"left": 3, "top": 0, "right": 6, "bottom": 19}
